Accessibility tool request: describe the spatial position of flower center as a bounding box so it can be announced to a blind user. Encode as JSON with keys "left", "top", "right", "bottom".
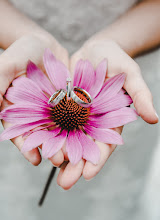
{"left": 51, "top": 91, "right": 90, "bottom": 131}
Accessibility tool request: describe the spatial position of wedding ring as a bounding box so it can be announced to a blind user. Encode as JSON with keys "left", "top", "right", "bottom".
{"left": 48, "top": 89, "right": 66, "bottom": 106}
{"left": 71, "top": 87, "right": 92, "bottom": 108}
{"left": 48, "top": 79, "right": 92, "bottom": 108}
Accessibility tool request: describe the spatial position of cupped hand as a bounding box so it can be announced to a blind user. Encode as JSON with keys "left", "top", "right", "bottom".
{"left": 0, "top": 33, "right": 69, "bottom": 166}
{"left": 1, "top": 37, "right": 158, "bottom": 189}
{"left": 56, "top": 39, "right": 158, "bottom": 190}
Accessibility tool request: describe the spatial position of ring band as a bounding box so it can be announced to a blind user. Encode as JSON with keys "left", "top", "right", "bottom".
{"left": 48, "top": 89, "right": 66, "bottom": 106}
{"left": 48, "top": 80, "right": 92, "bottom": 108}
{"left": 71, "top": 87, "right": 92, "bottom": 107}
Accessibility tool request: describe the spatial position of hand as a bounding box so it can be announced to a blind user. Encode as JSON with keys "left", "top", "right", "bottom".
{"left": 0, "top": 33, "right": 69, "bottom": 166}
{"left": 56, "top": 39, "right": 158, "bottom": 190}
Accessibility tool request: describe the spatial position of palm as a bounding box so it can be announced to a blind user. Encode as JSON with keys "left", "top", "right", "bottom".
{"left": 0, "top": 34, "right": 69, "bottom": 165}
{"left": 1, "top": 38, "right": 157, "bottom": 189}
{"left": 56, "top": 40, "right": 158, "bottom": 189}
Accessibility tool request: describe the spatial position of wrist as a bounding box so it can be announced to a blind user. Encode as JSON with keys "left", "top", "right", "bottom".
{"left": 0, "top": 0, "right": 58, "bottom": 50}
{"left": 22, "top": 29, "right": 58, "bottom": 48}
{"left": 83, "top": 37, "right": 120, "bottom": 53}
{"left": 2, "top": 26, "right": 60, "bottom": 51}
{"left": 85, "top": 30, "right": 136, "bottom": 58}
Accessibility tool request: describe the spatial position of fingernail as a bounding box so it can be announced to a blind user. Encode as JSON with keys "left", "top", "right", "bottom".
{"left": 85, "top": 178, "right": 93, "bottom": 182}
{"left": 155, "top": 111, "right": 159, "bottom": 120}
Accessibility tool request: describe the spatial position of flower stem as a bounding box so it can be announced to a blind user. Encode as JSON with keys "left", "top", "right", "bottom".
{"left": 38, "top": 166, "right": 57, "bottom": 206}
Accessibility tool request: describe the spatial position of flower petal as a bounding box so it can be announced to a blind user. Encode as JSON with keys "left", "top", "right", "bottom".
{"left": 84, "top": 124, "right": 124, "bottom": 145}
{"left": 73, "top": 60, "right": 95, "bottom": 92}
{"left": 118, "top": 88, "right": 126, "bottom": 95}
{"left": 6, "top": 77, "right": 48, "bottom": 105}
{"left": 89, "top": 59, "right": 107, "bottom": 98}
{"left": 42, "top": 129, "right": 67, "bottom": 159}
{"left": 0, "top": 119, "right": 52, "bottom": 141}
{"left": 79, "top": 60, "right": 95, "bottom": 92}
{"left": 43, "top": 48, "right": 69, "bottom": 90}
{"left": 94, "top": 73, "right": 126, "bottom": 104}
{"left": 101, "top": 73, "right": 126, "bottom": 95}
{"left": 77, "top": 130, "right": 100, "bottom": 165}
{"left": 91, "top": 93, "right": 133, "bottom": 114}
{"left": 27, "top": 60, "right": 55, "bottom": 95}
{"left": 73, "top": 59, "right": 83, "bottom": 87}
{"left": 1, "top": 103, "right": 50, "bottom": 124}
{"left": 21, "top": 130, "right": 57, "bottom": 153}
{"left": 66, "top": 130, "right": 82, "bottom": 165}
{"left": 88, "top": 107, "right": 138, "bottom": 129}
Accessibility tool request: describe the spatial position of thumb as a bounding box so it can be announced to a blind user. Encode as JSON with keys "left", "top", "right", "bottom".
{"left": 0, "top": 62, "right": 17, "bottom": 105}
{"left": 0, "top": 46, "right": 32, "bottom": 106}
{"left": 124, "top": 71, "right": 158, "bottom": 124}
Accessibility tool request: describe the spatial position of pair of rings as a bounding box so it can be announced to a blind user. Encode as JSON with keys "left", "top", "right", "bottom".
{"left": 48, "top": 78, "right": 92, "bottom": 108}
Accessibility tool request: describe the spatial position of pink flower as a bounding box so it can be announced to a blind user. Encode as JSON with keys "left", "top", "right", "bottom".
{"left": 0, "top": 49, "right": 138, "bottom": 165}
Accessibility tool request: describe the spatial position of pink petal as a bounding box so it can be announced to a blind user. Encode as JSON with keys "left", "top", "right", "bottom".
{"left": 43, "top": 48, "right": 69, "bottom": 90}
{"left": 42, "top": 129, "right": 67, "bottom": 159}
{"left": 21, "top": 129, "right": 59, "bottom": 153}
{"left": 94, "top": 73, "right": 126, "bottom": 104}
{"left": 79, "top": 60, "right": 95, "bottom": 92}
{"left": 66, "top": 130, "right": 82, "bottom": 165}
{"left": 118, "top": 88, "right": 126, "bottom": 95}
{"left": 1, "top": 103, "right": 50, "bottom": 124}
{"left": 73, "top": 60, "right": 95, "bottom": 92}
{"left": 89, "top": 59, "right": 107, "bottom": 98}
{"left": 84, "top": 124, "right": 124, "bottom": 145}
{"left": 91, "top": 93, "right": 133, "bottom": 114}
{"left": 6, "top": 77, "right": 48, "bottom": 105}
{"left": 88, "top": 107, "right": 138, "bottom": 129}
{"left": 0, "top": 119, "right": 52, "bottom": 141}
{"left": 101, "top": 73, "right": 126, "bottom": 95}
{"left": 77, "top": 130, "right": 100, "bottom": 165}
{"left": 73, "top": 60, "right": 83, "bottom": 87}
{"left": 27, "top": 61, "right": 55, "bottom": 95}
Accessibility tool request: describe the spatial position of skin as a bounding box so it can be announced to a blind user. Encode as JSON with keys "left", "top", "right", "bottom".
{"left": 0, "top": 0, "right": 159, "bottom": 189}
{"left": 0, "top": 0, "right": 69, "bottom": 166}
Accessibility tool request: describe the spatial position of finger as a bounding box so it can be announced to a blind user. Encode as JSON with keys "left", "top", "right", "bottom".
{"left": 0, "top": 46, "right": 31, "bottom": 104}
{"left": 124, "top": 70, "right": 158, "bottom": 124}
{"left": 58, "top": 159, "right": 85, "bottom": 190}
{"left": 12, "top": 135, "right": 41, "bottom": 166}
{"left": 62, "top": 144, "right": 69, "bottom": 161}
{"left": 83, "top": 142, "right": 116, "bottom": 181}
{"left": 0, "top": 64, "right": 16, "bottom": 105}
{"left": 83, "top": 127, "right": 122, "bottom": 180}
{"left": 57, "top": 161, "right": 68, "bottom": 186}
{"left": 49, "top": 149, "right": 64, "bottom": 167}
{"left": 1, "top": 99, "right": 41, "bottom": 165}
{"left": 2, "top": 119, "right": 41, "bottom": 166}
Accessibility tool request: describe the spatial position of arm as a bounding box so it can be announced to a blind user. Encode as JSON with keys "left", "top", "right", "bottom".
{"left": 89, "top": 0, "right": 160, "bottom": 57}
{"left": 58, "top": 0, "right": 159, "bottom": 190}
{"left": 0, "top": 0, "right": 53, "bottom": 49}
